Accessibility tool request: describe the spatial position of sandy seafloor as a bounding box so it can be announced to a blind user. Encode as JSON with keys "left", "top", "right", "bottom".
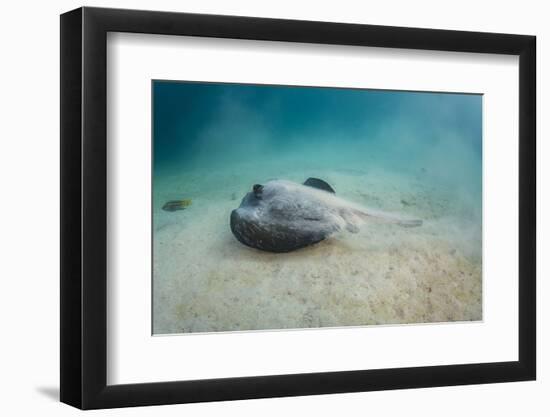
{"left": 152, "top": 158, "right": 482, "bottom": 335}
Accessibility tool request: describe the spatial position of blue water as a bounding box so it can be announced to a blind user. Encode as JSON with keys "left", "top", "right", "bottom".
{"left": 154, "top": 81, "right": 481, "bottom": 188}
{"left": 152, "top": 80, "right": 483, "bottom": 334}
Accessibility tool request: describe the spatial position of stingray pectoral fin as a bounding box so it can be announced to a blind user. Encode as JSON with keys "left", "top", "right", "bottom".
{"left": 337, "top": 209, "right": 363, "bottom": 233}
{"left": 345, "top": 222, "right": 360, "bottom": 233}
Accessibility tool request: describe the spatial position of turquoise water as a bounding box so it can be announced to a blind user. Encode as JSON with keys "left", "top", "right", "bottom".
{"left": 154, "top": 81, "right": 481, "bottom": 191}
{"left": 152, "top": 81, "right": 482, "bottom": 334}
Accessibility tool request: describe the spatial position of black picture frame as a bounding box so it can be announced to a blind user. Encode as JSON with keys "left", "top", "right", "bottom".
{"left": 60, "top": 6, "right": 536, "bottom": 410}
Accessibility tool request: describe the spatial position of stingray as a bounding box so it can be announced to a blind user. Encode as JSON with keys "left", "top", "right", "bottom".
{"left": 230, "top": 178, "right": 422, "bottom": 253}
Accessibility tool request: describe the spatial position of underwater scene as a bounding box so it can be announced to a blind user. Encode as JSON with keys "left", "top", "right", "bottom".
{"left": 152, "top": 80, "right": 482, "bottom": 335}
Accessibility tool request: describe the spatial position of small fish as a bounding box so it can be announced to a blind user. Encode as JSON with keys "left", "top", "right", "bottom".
{"left": 162, "top": 199, "right": 192, "bottom": 212}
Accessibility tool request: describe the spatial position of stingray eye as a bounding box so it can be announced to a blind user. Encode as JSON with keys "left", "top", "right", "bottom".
{"left": 253, "top": 184, "right": 264, "bottom": 198}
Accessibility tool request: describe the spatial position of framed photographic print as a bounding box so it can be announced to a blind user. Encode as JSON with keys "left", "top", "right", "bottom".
{"left": 60, "top": 6, "right": 536, "bottom": 409}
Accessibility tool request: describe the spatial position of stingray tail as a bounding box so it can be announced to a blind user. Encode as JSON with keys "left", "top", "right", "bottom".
{"left": 396, "top": 218, "right": 423, "bottom": 228}
{"left": 352, "top": 208, "right": 423, "bottom": 228}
